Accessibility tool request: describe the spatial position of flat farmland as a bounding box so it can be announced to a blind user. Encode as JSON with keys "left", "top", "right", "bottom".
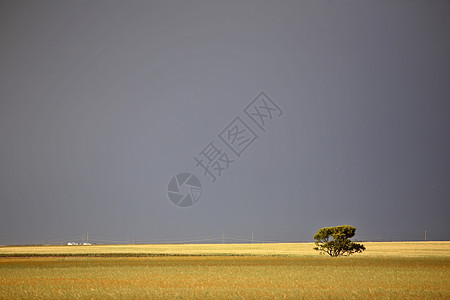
{"left": 0, "top": 242, "right": 449, "bottom": 299}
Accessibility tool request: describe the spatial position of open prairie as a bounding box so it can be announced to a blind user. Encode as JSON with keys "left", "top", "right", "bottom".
{"left": 0, "top": 242, "right": 449, "bottom": 299}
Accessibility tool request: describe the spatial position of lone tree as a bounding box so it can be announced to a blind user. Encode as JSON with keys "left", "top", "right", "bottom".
{"left": 313, "top": 225, "right": 365, "bottom": 257}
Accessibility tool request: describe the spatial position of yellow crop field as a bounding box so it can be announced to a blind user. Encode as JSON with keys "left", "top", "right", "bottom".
{"left": 0, "top": 242, "right": 449, "bottom": 299}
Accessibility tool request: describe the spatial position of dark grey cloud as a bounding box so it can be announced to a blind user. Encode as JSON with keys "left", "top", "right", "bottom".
{"left": 1, "top": 0, "right": 449, "bottom": 244}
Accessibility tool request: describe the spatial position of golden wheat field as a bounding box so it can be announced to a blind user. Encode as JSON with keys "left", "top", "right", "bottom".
{"left": 0, "top": 242, "right": 449, "bottom": 299}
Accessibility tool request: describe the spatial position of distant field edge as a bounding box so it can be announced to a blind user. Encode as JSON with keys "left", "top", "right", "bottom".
{"left": 0, "top": 253, "right": 289, "bottom": 258}
{"left": 1, "top": 241, "right": 449, "bottom": 247}
{"left": 0, "top": 241, "right": 449, "bottom": 258}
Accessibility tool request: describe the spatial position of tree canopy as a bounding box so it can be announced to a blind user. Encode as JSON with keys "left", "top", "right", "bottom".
{"left": 313, "top": 225, "right": 365, "bottom": 257}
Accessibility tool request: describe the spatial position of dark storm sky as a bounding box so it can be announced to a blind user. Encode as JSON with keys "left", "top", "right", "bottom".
{"left": 1, "top": 0, "right": 449, "bottom": 244}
